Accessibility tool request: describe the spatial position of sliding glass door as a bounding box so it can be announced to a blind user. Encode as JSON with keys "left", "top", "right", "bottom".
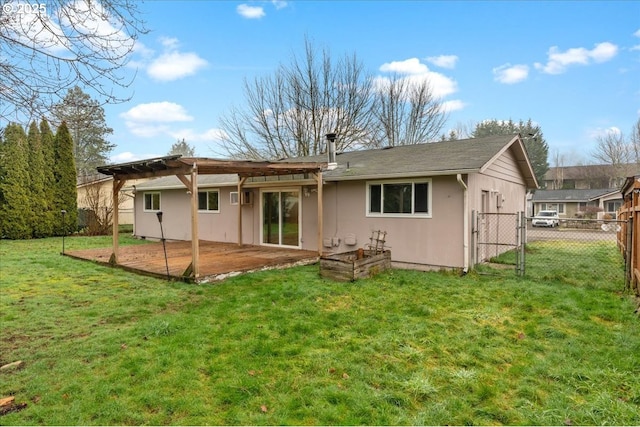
{"left": 262, "top": 190, "right": 300, "bottom": 247}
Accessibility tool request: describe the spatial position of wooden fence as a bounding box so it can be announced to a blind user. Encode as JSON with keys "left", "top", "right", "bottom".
{"left": 617, "top": 176, "right": 640, "bottom": 297}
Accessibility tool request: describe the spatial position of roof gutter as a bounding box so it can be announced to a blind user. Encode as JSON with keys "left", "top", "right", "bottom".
{"left": 457, "top": 174, "right": 469, "bottom": 274}
{"left": 323, "top": 168, "right": 480, "bottom": 182}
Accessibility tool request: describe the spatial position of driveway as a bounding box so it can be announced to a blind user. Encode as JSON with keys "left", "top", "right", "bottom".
{"left": 527, "top": 225, "right": 619, "bottom": 242}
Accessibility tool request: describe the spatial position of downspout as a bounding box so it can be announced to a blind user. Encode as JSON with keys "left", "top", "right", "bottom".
{"left": 457, "top": 174, "right": 469, "bottom": 274}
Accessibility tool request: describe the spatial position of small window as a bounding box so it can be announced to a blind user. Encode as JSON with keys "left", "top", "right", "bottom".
{"left": 367, "top": 180, "right": 431, "bottom": 217}
{"left": 230, "top": 192, "right": 239, "bottom": 205}
{"left": 198, "top": 190, "right": 219, "bottom": 212}
{"left": 144, "top": 192, "right": 160, "bottom": 212}
{"left": 607, "top": 201, "right": 621, "bottom": 212}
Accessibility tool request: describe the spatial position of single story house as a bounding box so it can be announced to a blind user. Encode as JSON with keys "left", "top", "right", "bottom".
{"left": 98, "top": 134, "right": 538, "bottom": 279}
{"left": 531, "top": 188, "right": 623, "bottom": 219}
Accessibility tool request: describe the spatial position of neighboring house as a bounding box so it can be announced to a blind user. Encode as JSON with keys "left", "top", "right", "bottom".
{"left": 77, "top": 175, "right": 147, "bottom": 226}
{"left": 541, "top": 163, "right": 640, "bottom": 190}
{"left": 531, "top": 188, "right": 622, "bottom": 219}
{"left": 121, "top": 134, "right": 537, "bottom": 273}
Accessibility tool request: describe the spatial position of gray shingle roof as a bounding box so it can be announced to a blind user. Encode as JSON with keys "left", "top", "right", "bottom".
{"left": 531, "top": 188, "right": 618, "bottom": 202}
{"left": 135, "top": 134, "right": 537, "bottom": 189}
{"left": 285, "top": 134, "right": 529, "bottom": 181}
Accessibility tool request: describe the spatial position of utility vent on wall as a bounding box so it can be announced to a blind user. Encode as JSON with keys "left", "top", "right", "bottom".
{"left": 241, "top": 190, "right": 253, "bottom": 205}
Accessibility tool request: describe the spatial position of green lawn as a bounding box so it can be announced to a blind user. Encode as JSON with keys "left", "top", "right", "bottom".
{"left": 1, "top": 236, "right": 638, "bottom": 425}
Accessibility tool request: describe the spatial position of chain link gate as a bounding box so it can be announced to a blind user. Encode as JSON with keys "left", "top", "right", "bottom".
{"left": 472, "top": 211, "right": 525, "bottom": 276}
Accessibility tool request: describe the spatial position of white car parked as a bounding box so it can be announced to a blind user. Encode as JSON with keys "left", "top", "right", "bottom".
{"left": 532, "top": 210, "right": 560, "bottom": 227}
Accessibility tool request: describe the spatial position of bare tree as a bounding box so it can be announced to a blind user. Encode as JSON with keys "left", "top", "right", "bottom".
{"left": 0, "top": 0, "right": 147, "bottom": 122}
{"left": 80, "top": 179, "right": 126, "bottom": 235}
{"left": 630, "top": 117, "right": 640, "bottom": 165}
{"left": 372, "top": 73, "right": 447, "bottom": 147}
{"left": 592, "top": 129, "right": 632, "bottom": 187}
{"left": 219, "top": 37, "right": 377, "bottom": 160}
{"left": 551, "top": 148, "right": 565, "bottom": 189}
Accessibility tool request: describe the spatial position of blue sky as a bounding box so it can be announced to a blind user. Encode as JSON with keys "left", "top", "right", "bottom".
{"left": 96, "top": 1, "right": 639, "bottom": 165}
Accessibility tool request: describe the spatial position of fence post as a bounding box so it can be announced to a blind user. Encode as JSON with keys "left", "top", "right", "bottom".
{"left": 624, "top": 219, "right": 633, "bottom": 290}
{"left": 471, "top": 210, "right": 476, "bottom": 268}
{"left": 517, "top": 211, "right": 526, "bottom": 277}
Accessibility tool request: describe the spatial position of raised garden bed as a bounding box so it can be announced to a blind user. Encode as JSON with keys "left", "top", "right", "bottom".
{"left": 320, "top": 249, "right": 391, "bottom": 282}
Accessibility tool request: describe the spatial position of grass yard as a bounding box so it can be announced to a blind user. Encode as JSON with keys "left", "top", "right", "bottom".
{"left": 1, "top": 236, "right": 639, "bottom": 425}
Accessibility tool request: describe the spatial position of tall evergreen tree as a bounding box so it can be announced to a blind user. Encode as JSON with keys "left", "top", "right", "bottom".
{"left": 53, "top": 87, "right": 115, "bottom": 182}
{"left": 27, "top": 122, "right": 48, "bottom": 237}
{"left": 40, "top": 120, "right": 57, "bottom": 236}
{"left": 472, "top": 119, "right": 549, "bottom": 186}
{"left": 0, "top": 123, "right": 32, "bottom": 239}
{"left": 53, "top": 121, "right": 78, "bottom": 235}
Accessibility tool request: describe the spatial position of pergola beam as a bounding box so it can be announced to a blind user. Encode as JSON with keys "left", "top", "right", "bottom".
{"left": 97, "top": 156, "right": 327, "bottom": 281}
{"left": 315, "top": 171, "right": 323, "bottom": 256}
{"left": 109, "top": 177, "right": 126, "bottom": 264}
{"left": 237, "top": 176, "right": 247, "bottom": 247}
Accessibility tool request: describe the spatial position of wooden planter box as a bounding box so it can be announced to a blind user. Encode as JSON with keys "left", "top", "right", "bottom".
{"left": 320, "top": 250, "right": 391, "bottom": 282}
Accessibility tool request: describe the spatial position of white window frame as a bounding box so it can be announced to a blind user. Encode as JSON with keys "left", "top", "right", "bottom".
{"left": 606, "top": 201, "right": 621, "bottom": 212}
{"left": 230, "top": 191, "right": 239, "bottom": 205}
{"left": 198, "top": 189, "right": 220, "bottom": 213}
{"left": 366, "top": 179, "right": 432, "bottom": 218}
{"left": 143, "top": 192, "right": 161, "bottom": 212}
{"left": 542, "top": 203, "right": 565, "bottom": 214}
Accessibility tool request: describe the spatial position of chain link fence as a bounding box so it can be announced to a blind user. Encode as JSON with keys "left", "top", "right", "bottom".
{"left": 474, "top": 213, "right": 626, "bottom": 284}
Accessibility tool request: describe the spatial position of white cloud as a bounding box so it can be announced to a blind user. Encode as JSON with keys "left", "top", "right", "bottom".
{"left": 2, "top": 2, "right": 68, "bottom": 53}
{"left": 588, "top": 126, "right": 622, "bottom": 139}
{"left": 380, "top": 58, "right": 429, "bottom": 75}
{"left": 441, "top": 99, "right": 466, "bottom": 112}
{"left": 631, "top": 29, "right": 640, "bottom": 51}
{"left": 120, "top": 102, "right": 225, "bottom": 145}
{"left": 534, "top": 42, "right": 618, "bottom": 75}
{"left": 493, "top": 63, "right": 529, "bottom": 84}
{"left": 272, "top": 1, "right": 288, "bottom": 10}
{"left": 237, "top": 4, "right": 265, "bottom": 19}
{"left": 129, "top": 37, "right": 207, "bottom": 81}
{"left": 167, "top": 128, "right": 227, "bottom": 142}
{"left": 121, "top": 102, "right": 194, "bottom": 137}
{"left": 60, "top": 0, "right": 135, "bottom": 57}
{"left": 148, "top": 51, "right": 208, "bottom": 81}
{"left": 121, "top": 102, "right": 193, "bottom": 123}
{"left": 159, "top": 36, "right": 180, "bottom": 50}
{"left": 109, "top": 151, "right": 162, "bottom": 164}
{"left": 377, "top": 58, "right": 458, "bottom": 99}
{"left": 4, "top": 0, "right": 136, "bottom": 62}
{"left": 426, "top": 55, "right": 458, "bottom": 69}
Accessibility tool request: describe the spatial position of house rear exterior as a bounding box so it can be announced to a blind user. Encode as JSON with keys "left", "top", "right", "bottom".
{"left": 129, "top": 135, "right": 537, "bottom": 272}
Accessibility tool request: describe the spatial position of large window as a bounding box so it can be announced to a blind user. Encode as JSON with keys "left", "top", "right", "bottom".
{"left": 541, "top": 203, "right": 565, "bottom": 214}
{"left": 367, "top": 180, "right": 431, "bottom": 217}
{"left": 144, "top": 192, "right": 160, "bottom": 212}
{"left": 198, "top": 190, "right": 220, "bottom": 212}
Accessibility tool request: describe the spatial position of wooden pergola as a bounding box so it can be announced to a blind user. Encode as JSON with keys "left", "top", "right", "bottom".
{"left": 97, "top": 155, "right": 327, "bottom": 281}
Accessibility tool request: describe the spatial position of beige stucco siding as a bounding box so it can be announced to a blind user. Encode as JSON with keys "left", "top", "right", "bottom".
{"left": 320, "top": 176, "right": 465, "bottom": 268}
{"left": 134, "top": 187, "right": 257, "bottom": 243}
{"left": 481, "top": 148, "right": 526, "bottom": 186}
{"left": 133, "top": 149, "right": 528, "bottom": 270}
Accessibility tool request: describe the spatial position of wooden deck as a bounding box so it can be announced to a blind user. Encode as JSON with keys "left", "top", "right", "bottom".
{"left": 65, "top": 240, "right": 319, "bottom": 283}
